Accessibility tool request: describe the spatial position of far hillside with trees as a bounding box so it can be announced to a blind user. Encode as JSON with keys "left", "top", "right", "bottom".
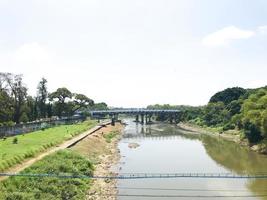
{"left": 148, "top": 86, "right": 267, "bottom": 150}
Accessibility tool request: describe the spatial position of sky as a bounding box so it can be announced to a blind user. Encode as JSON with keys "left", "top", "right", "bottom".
{"left": 0, "top": 0, "right": 267, "bottom": 108}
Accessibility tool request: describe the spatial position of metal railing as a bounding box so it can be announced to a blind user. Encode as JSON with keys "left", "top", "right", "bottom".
{"left": 0, "top": 116, "right": 86, "bottom": 138}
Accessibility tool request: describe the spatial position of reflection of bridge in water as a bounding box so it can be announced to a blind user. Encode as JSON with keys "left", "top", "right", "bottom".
{"left": 122, "top": 134, "right": 187, "bottom": 141}
{"left": 90, "top": 109, "right": 181, "bottom": 125}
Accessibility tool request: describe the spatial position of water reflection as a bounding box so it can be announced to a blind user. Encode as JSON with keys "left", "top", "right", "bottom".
{"left": 117, "top": 119, "right": 267, "bottom": 200}
{"left": 200, "top": 135, "right": 267, "bottom": 199}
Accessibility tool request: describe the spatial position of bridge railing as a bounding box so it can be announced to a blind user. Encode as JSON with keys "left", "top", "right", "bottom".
{"left": 90, "top": 109, "right": 181, "bottom": 115}
{"left": 0, "top": 116, "right": 86, "bottom": 138}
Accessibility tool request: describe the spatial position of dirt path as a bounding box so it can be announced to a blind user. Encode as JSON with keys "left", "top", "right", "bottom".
{"left": 0, "top": 122, "right": 110, "bottom": 181}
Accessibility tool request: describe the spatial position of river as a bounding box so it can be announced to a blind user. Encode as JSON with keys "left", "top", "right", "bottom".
{"left": 115, "top": 119, "right": 267, "bottom": 200}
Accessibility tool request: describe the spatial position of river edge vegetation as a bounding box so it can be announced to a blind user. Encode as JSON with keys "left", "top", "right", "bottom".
{"left": 103, "top": 131, "right": 119, "bottom": 143}
{"left": 0, "top": 150, "right": 94, "bottom": 200}
{"left": 0, "top": 120, "right": 97, "bottom": 172}
{"left": 148, "top": 86, "right": 267, "bottom": 154}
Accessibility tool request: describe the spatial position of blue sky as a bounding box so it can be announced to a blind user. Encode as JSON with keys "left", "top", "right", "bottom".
{"left": 0, "top": 0, "right": 266, "bottom": 107}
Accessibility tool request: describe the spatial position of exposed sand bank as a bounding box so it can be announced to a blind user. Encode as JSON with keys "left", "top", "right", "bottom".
{"left": 70, "top": 123, "right": 124, "bottom": 200}
{"left": 178, "top": 122, "right": 267, "bottom": 154}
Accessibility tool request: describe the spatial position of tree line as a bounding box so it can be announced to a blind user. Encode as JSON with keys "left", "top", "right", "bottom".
{"left": 0, "top": 72, "right": 108, "bottom": 126}
{"left": 147, "top": 86, "right": 267, "bottom": 144}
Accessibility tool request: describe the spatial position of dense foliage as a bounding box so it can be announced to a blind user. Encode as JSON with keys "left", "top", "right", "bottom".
{"left": 148, "top": 86, "right": 267, "bottom": 144}
{"left": 209, "top": 87, "right": 246, "bottom": 105}
{"left": 0, "top": 72, "right": 108, "bottom": 125}
{"left": 0, "top": 150, "right": 93, "bottom": 200}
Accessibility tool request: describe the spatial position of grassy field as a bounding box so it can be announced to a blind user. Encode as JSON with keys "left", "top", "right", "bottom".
{"left": 0, "top": 120, "right": 97, "bottom": 172}
{"left": 0, "top": 150, "right": 94, "bottom": 200}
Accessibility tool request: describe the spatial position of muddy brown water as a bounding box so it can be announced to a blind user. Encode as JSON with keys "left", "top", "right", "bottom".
{"left": 115, "top": 119, "right": 267, "bottom": 200}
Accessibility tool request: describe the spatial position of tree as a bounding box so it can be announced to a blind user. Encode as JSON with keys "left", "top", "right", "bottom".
{"left": 204, "top": 102, "right": 229, "bottom": 126}
{"left": 226, "top": 99, "right": 243, "bottom": 117}
{"left": 24, "top": 96, "right": 37, "bottom": 121}
{"left": 0, "top": 73, "right": 14, "bottom": 123}
{"left": 46, "top": 103, "right": 53, "bottom": 118}
{"left": 49, "top": 87, "right": 72, "bottom": 117}
{"left": 73, "top": 94, "right": 94, "bottom": 112}
{"left": 19, "top": 112, "right": 29, "bottom": 123}
{"left": 241, "top": 88, "right": 267, "bottom": 140}
{"left": 2, "top": 73, "right": 27, "bottom": 124}
{"left": 36, "top": 78, "right": 48, "bottom": 118}
{"left": 0, "top": 89, "right": 13, "bottom": 123}
{"left": 209, "top": 87, "right": 246, "bottom": 105}
{"left": 91, "top": 102, "right": 108, "bottom": 110}
{"left": 243, "top": 120, "right": 262, "bottom": 143}
{"left": 262, "top": 110, "right": 267, "bottom": 137}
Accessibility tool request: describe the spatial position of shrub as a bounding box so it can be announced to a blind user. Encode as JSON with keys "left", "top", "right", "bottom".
{"left": 223, "top": 123, "right": 235, "bottom": 131}
{"left": 19, "top": 113, "right": 29, "bottom": 123}
{"left": 244, "top": 121, "right": 262, "bottom": 143}
{"left": 12, "top": 137, "right": 18, "bottom": 144}
{"left": 103, "top": 131, "right": 118, "bottom": 143}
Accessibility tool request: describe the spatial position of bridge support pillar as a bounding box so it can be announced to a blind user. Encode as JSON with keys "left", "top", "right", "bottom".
{"left": 169, "top": 114, "right": 173, "bottom": 124}
{"left": 111, "top": 115, "right": 115, "bottom": 126}
{"left": 148, "top": 115, "right": 152, "bottom": 123}
{"left": 135, "top": 115, "right": 139, "bottom": 122}
{"left": 141, "top": 114, "right": 144, "bottom": 124}
{"left": 174, "top": 114, "right": 180, "bottom": 124}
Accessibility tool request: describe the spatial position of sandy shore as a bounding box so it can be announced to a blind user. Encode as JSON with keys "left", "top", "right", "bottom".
{"left": 178, "top": 122, "right": 267, "bottom": 154}
{"left": 70, "top": 122, "right": 124, "bottom": 200}
{"left": 177, "top": 122, "right": 241, "bottom": 142}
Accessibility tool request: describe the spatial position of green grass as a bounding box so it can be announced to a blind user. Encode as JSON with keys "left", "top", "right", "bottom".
{"left": 0, "top": 150, "right": 94, "bottom": 200}
{"left": 0, "top": 120, "right": 97, "bottom": 172}
{"left": 103, "top": 131, "right": 118, "bottom": 143}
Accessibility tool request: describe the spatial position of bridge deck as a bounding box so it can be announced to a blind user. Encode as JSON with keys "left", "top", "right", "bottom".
{"left": 90, "top": 109, "right": 181, "bottom": 116}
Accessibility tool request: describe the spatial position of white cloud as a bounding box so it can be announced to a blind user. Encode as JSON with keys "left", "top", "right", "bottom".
{"left": 14, "top": 42, "right": 51, "bottom": 64}
{"left": 257, "top": 25, "right": 267, "bottom": 34}
{"left": 202, "top": 26, "right": 255, "bottom": 47}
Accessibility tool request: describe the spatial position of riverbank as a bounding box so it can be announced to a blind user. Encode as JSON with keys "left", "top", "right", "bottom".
{"left": 71, "top": 122, "right": 124, "bottom": 200}
{"left": 0, "top": 150, "right": 94, "bottom": 200}
{"left": 0, "top": 120, "right": 98, "bottom": 179}
{"left": 0, "top": 122, "right": 124, "bottom": 199}
{"left": 178, "top": 122, "right": 267, "bottom": 154}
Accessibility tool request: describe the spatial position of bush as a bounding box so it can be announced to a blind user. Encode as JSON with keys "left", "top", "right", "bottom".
{"left": 12, "top": 137, "right": 18, "bottom": 144}
{"left": 4, "top": 121, "right": 15, "bottom": 127}
{"left": 222, "top": 123, "right": 235, "bottom": 131}
{"left": 103, "top": 131, "right": 118, "bottom": 143}
{"left": 19, "top": 113, "right": 29, "bottom": 123}
{"left": 243, "top": 121, "right": 262, "bottom": 143}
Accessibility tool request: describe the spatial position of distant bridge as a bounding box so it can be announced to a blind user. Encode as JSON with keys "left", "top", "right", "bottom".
{"left": 90, "top": 109, "right": 180, "bottom": 115}
{"left": 90, "top": 109, "right": 181, "bottom": 125}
